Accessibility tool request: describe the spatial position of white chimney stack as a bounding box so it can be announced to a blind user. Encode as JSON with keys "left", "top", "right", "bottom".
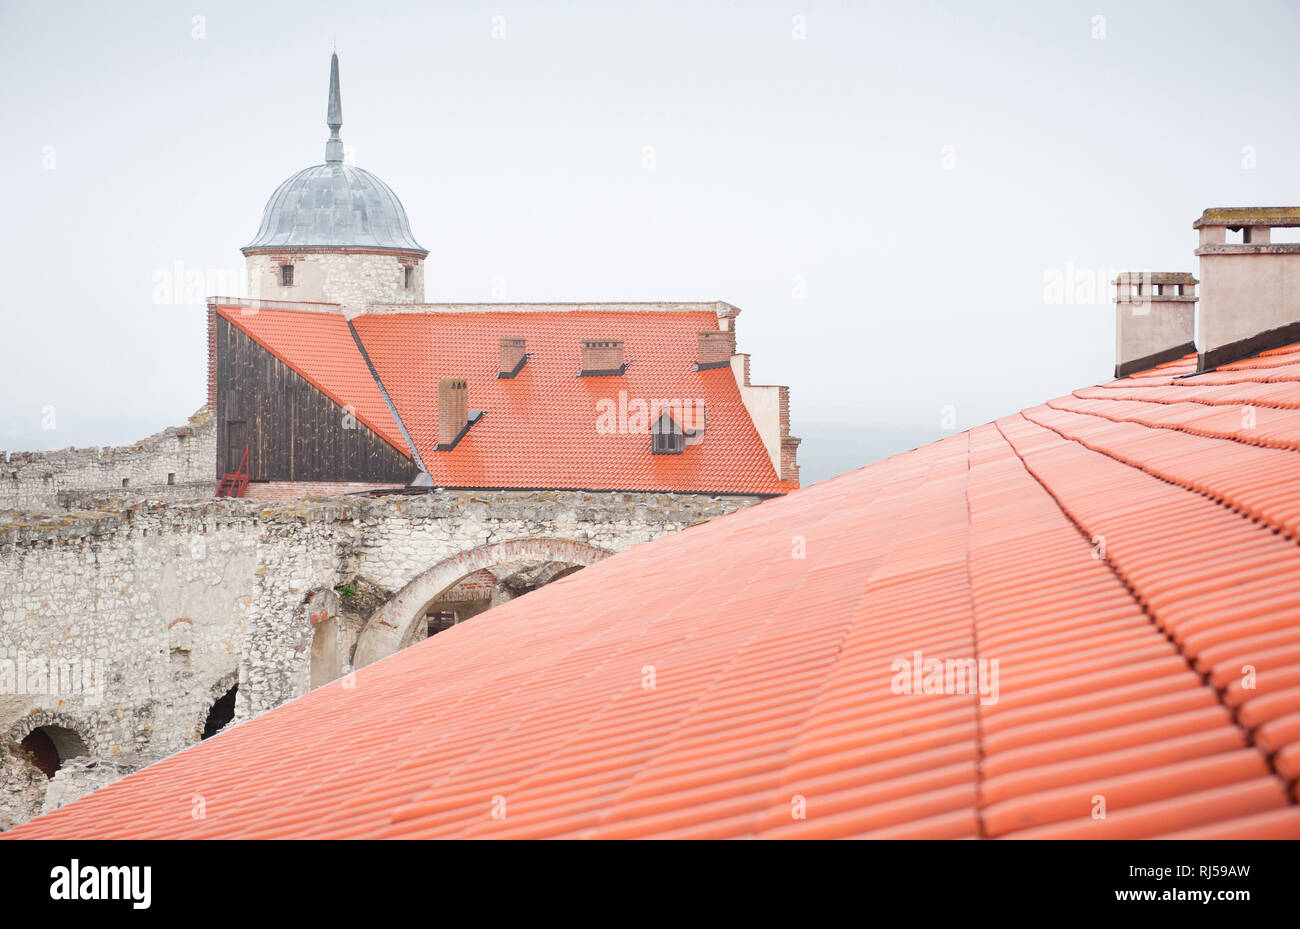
{"left": 1112, "top": 272, "right": 1197, "bottom": 378}
{"left": 1194, "top": 207, "right": 1300, "bottom": 370}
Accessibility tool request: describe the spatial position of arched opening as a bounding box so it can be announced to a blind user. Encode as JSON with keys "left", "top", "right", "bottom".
{"left": 18, "top": 725, "right": 89, "bottom": 779}
{"left": 412, "top": 561, "right": 591, "bottom": 643}
{"left": 202, "top": 684, "right": 237, "bottom": 740}
{"left": 352, "top": 538, "right": 613, "bottom": 668}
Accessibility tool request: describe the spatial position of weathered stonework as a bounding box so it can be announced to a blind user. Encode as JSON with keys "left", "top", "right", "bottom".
{"left": 0, "top": 488, "right": 763, "bottom": 828}
{"left": 245, "top": 251, "right": 425, "bottom": 311}
{"left": 0, "top": 742, "right": 46, "bottom": 832}
{"left": 0, "top": 408, "right": 216, "bottom": 514}
{"left": 41, "top": 752, "right": 166, "bottom": 816}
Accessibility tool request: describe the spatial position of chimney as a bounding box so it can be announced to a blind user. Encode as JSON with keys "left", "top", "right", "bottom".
{"left": 499, "top": 337, "right": 527, "bottom": 378}
{"left": 696, "top": 330, "right": 736, "bottom": 370}
{"left": 1112, "top": 272, "right": 1198, "bottom": 378}
{"left": 1194, "top": 207, "right": 1300, "bottom": 369}
{"left": 778, "top": 386, "right": 800, "bottom": 484}
{"left": 206, "top": 302, "right": 219, "bottom": 412}
{"left": 579, "top": 339, "right": 625, "bottom": 375}
{"left": 436, "top": 377, "right": 468, "bottom": 449}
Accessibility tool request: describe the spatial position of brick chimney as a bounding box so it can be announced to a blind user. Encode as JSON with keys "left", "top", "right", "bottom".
{"left": 697, "top": 330, "right": 735, "bottom": 370}
{"left": 580, "top": 339, "right": 625, "bottom": 375}
{"left": 1112, "top": 272, "right": 1197, "bottom": 378}
{"left": 1194, "top": 207, "right": 1300, "bottom": 369}
{"left": 499, "top": 337, "right": 527, "bottom": 378}
{"left": 437, "top": 377, "right": 468, "bottom": 449}
{"left": 778, "top": 386, "right": 799, "bottom": 483}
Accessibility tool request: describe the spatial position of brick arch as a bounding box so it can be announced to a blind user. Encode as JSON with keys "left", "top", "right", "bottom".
{"left": 352, "top": 538, "right": 612, "bottom": 668}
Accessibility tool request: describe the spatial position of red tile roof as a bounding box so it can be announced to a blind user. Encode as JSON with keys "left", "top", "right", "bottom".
{"left": 218, "top": 305, "right": 793, "bottom": 495}
{"left": 352, "top": 310, "right": 789, "bottom": 493}
{"left": 216, "top": 306, "right": 408, "bottom": 455}
{"left": 8, "top": 344, "right": 1300, "bottom": 839}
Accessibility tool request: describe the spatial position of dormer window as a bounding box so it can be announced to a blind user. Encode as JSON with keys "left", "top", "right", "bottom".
{"left": 651, "top": 412, "right": 685, "bottom": 455}
{"left": 280, "top": 264, "right": 295, "bottom": 286}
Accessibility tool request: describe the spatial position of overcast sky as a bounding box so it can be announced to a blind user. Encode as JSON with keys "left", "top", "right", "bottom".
{"left": 2, "top": 0, "right": 1298, "bottom": 483}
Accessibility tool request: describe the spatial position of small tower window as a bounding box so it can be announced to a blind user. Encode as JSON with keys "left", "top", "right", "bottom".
{"left": 280, "top": 264, "right": 295, "bottom": 286}
{"left": 404, "top": 266, "right": 413, "bottom": 289}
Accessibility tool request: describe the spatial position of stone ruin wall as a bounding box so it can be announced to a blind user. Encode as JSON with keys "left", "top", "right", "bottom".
{"left": 0, "top": 408, "right": 217, "bottom": 515}
{"left": 0, "top": 488, "right": 763, "bottom": 829}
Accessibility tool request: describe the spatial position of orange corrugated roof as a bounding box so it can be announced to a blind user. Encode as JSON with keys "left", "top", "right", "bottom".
{"left": 8, "top": 345, "right": 1300, "bottom": 839}
{"left": 216, "top": 306, "right": 408, "bottom": 455}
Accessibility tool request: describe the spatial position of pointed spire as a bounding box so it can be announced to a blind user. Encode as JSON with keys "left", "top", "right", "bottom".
{"left": 325, "top": 52, "right": 344, "bottom": 164}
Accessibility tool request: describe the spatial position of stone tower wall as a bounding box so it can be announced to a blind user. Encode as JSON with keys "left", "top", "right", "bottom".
{"left": 246, "top": 252, "right": 425, "bottom": 310}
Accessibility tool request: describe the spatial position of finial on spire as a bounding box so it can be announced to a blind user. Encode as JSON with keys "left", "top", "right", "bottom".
{"left": 325, "top": 52, "right": 344, "bottom": 164}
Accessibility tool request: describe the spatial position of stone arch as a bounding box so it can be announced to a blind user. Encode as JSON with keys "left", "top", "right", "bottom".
{"left": 352, "top": 538, "right": 612, "bottom": 668}
{"left": 5, "top": 711, "right": 93, "bottom": 778}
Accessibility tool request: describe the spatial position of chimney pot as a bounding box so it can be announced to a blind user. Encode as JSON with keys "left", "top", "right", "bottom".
{"left": 1112, "top": 272, "right": 1198, "bottom": 377}
{"left": 437, "top": 377, "right": 468, "bottom": 448}
{"left": 1193, "top": 207, "right": 1300, "bottom": 369}
{"left": 697, "top": 330, "right": 736, "bottom": 369}
{"left": 499, "top": 337, "right": 527, "bottom": 377}
{"left": 580, "top": 339, "right": 624, "bottom": 375}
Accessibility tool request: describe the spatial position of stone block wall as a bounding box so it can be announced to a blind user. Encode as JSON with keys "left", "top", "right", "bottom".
{"left": 245, "top": 252, "right": 425, "bottom": 310}
{"left": 0, "top": 487, "right": 766, "bottom": 829}
{"left": 0, "top": 408, "right": 217, "bottom": 514}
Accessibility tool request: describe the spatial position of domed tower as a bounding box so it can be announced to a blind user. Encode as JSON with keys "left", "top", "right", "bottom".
{"left": 242, "top": 53, "right": 427, "bottom": 309}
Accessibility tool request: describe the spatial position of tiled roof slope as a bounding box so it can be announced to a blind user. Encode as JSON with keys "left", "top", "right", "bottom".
{"left": 219, "top": 305, "right": 792, "bottom": 495}
{"left": 8, "top": 345, "right": 1300, "bottom": 839}
{"left": 215, "top": 306, "right": 409, "bottom": 455}
{"left": 351, "top": 311, "right": 790, "bottom": 494}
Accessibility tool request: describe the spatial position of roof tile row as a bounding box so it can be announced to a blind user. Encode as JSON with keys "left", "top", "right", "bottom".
{"left": 8, "top": 343, "right": 1300, "bottom": 838}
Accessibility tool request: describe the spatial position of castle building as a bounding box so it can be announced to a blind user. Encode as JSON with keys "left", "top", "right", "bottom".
{"left": 0, "top": 54, "right": 799, "bottom": 830}
{"left": 209, "top": 54, "right": 799, "bottom": 499}
{"left": 11, "top": 206, "right": 1300, "bottom": 841}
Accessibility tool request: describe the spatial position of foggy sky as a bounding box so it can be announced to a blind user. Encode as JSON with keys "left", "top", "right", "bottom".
{"left": 2, "top": 0, "right": 1297, "bottom": 484}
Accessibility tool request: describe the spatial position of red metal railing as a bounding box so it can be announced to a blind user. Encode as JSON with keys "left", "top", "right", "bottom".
{"left": 216, "top": 445, "right": 249, "bottom": 498}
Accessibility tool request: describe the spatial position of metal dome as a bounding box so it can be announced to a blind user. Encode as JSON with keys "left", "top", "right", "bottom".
{"left": 243, "top": 162, "right": 426, "bottom": 253}
{"left": 243, "top": 53, "right": 426, "bottom": 254}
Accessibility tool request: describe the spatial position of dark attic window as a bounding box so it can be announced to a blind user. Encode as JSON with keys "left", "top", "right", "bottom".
{"left": 652, "top": 415, "right": 685, "bottom": 455}
{"left": 280, "top": 264, "right": 295, "bottom": 286}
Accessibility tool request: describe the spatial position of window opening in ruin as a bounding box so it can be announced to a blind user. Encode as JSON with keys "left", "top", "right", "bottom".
{"left": 19, "top": 729, "right": 60, "bottom": 778}
{"left": 202, "top": 684, "right": 238, "bottom": 740}
{"left": 167, "top": 472, "right": 176, "bottom": 485}
{"left": 427, "top": 611, "right": 458, "bottom": 638}
{"left": 18, "top": 725, "right": 88, "bottom": 779}
{"left": 280, "top": 264, "right": 295, "bottom": 286}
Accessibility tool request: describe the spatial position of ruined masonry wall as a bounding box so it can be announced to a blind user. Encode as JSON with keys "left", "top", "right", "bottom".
{"left": 0, "top": 409, "right": 217, "bottom": 514}
{"left": 0, "top": 489, "right": 760, "bottom": 828}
